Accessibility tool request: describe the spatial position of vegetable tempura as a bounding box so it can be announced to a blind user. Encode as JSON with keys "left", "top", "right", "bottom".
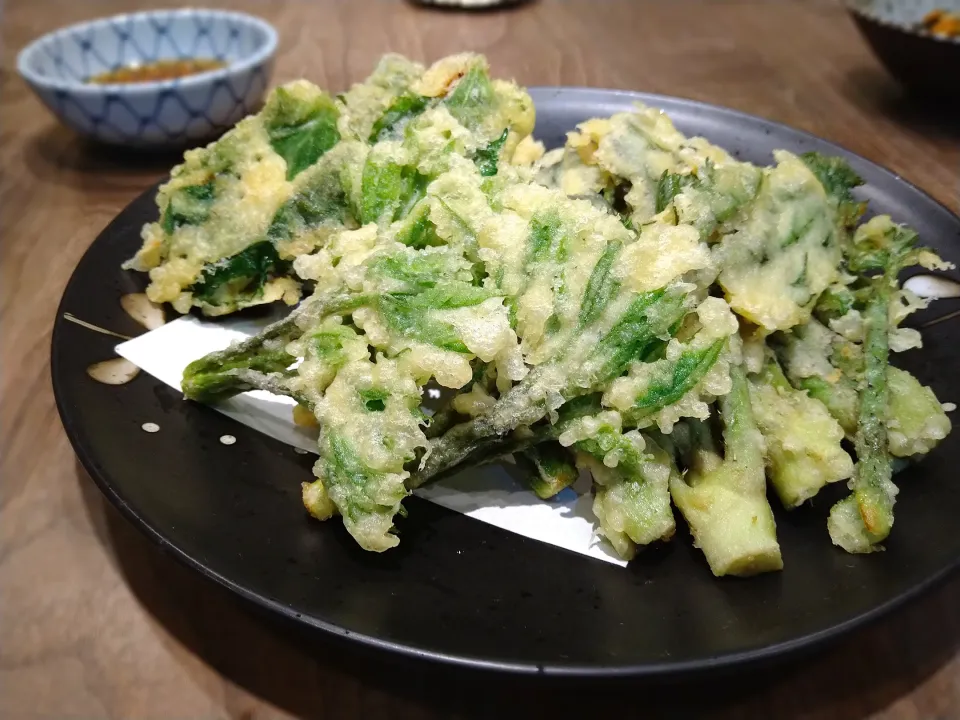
{"left": 122, "top": 53, "right": 953, "bottom": 577}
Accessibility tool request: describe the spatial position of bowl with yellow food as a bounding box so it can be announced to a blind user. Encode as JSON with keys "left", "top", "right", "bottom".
{"left": 847, "top": 0, "right": 960, "bottom": 98}
{"left": 16, "top": 8, "right": 277, "bottom": 149}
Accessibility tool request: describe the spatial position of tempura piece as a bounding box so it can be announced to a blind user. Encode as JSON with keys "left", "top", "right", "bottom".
{"left": 126, "top": 53, "right": 535, "bottom": 316}
{"left": 670, "top": 366, "right": 783, "bottom": 577}
{"left": 748, "top": 356, "right": 853, "bottom": 508}
{"left": 826, "top": 217, "right": 949, "bottom": 552}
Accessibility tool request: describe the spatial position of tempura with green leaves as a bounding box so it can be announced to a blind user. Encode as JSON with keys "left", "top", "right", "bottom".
{"left": 124, "top": 53, "right": 954, "bottom": 576}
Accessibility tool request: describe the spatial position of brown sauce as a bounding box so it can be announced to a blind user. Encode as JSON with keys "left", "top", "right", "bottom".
{"left": 87, "top": 58, "right": 227, "bottom": 84}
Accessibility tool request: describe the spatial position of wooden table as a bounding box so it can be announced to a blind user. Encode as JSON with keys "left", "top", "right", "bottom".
{"left": 2, "top": 1, "right": 959, "bottom": 717}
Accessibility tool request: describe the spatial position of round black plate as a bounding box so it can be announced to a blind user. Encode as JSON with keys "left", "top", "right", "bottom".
{"left": 52, "top": 88, "right": 960, "bottom": 677}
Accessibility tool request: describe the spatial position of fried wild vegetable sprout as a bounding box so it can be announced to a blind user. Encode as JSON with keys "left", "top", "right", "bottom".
{"left": 791, "top": 216, "right": 951, "bottom": 553}
{"left": 669, "top": 367, "right": 783, "bottom": 577}
{"left": 772, "top": 215, "right": 953, "bottom": 553}
{"left": 573, "top": 423, "right": 678, "bottom": 561}
{"left": 169, "top": 55, "right": 954, "bottom": 576}
{"left": 125, "top": 53, "right": 535, "bottom": 317}
{"left": 748, "top": 354, "right": 853, "bottom": 509}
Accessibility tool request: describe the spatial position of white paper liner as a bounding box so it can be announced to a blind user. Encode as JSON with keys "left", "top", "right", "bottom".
{"left": 116, "top": 315, "right": 626, "bottom": 566}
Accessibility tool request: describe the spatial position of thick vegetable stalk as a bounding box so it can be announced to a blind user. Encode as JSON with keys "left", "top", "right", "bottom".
{"left": 669, "top": 365, "right": 783, "bottom": 577}
{"left": 806, "top": 240, "right": 952, "bottom": 461}
{"left": 748, "top": 357, "right": 853, "bottom": 509}
{"left": 481, "top": 397, "right": 678, "bottom": 558}
{"left": 826, "top": 216, "right": 923, "bottom": 552}
{"left": 827, "top": 286, "right": 897, "bottom": 552}
{"left": 514, "top": 443, "right": 580, "bottom": 500}
{"left": 568, "top": 419, "right": 676, "bottom": 560}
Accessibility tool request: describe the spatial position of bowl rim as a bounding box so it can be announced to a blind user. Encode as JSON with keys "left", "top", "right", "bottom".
{"left": 16, "top": 7, "right": 279, "bottom": 95}
{"left": 844, "top": 0, "right": 960, "bottom": 45}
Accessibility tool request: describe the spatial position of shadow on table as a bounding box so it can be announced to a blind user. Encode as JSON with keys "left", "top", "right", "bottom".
{"left": 21, "top": 122, "right": 188, "bottom": 191}
{"left": 76, "top": 460, "right": 959, "bottom": 720}
{"left": 842, "top": 66, "right": 960, "bottom": 144}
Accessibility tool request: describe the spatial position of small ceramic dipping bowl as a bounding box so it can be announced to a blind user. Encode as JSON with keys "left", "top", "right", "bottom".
{"left": 16, "top": 8, "right": 277, "bottom": 149}
{"left": 846, "top": 0, "right": 960, "bottom": 98}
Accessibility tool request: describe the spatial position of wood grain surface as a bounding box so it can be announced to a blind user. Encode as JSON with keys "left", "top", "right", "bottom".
{"left": 2, "top": 1, "right": 959, "bottom": 718}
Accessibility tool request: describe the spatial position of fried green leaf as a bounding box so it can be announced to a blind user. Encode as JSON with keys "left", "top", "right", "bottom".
{"left": 264, "top": 87, "right": 341, "bottom": 180}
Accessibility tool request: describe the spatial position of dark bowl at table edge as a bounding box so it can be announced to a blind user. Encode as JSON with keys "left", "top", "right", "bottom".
{"left": 846, "top": 3, "right": 960, "bottom": 98}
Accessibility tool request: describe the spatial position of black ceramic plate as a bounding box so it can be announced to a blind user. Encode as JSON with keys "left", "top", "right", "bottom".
{"left": 52, "top": 88, "right": 960, "bottom": 677}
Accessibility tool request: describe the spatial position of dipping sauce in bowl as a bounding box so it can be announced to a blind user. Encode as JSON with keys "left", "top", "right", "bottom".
{"left": 87, "top": 57, "right": 227, "bottom": 84}
{"left": 16, "top": 8, "right": 277, "bottom": 147}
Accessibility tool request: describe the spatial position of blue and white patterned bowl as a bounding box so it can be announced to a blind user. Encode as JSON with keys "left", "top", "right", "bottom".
{"left": 16, "top": 8, "right": 277, "bottom": 148}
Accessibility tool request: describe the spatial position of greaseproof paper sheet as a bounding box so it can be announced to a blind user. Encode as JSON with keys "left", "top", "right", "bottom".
{"left": 116, "top": 315, "right": 626, "bottom": 566}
